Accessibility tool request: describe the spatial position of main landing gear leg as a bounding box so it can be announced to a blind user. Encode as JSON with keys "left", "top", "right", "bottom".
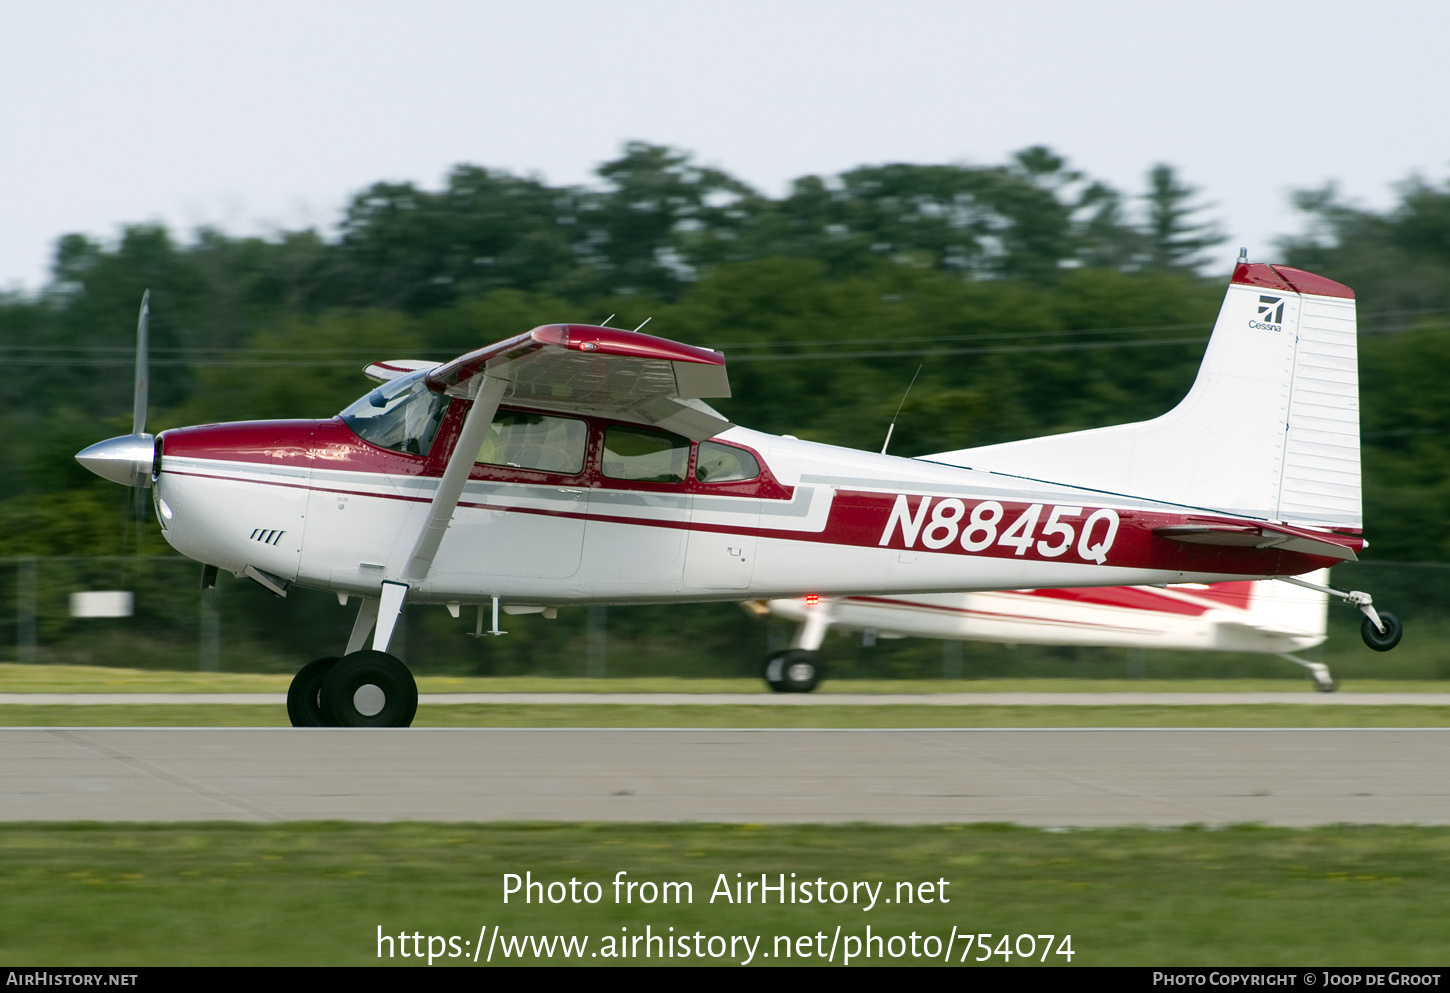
{"left": 764, "top": 598, "right": 831, "bottom": 693}
{"left": 1278, "top": 576, "right": 1403, "bottom": 652}
{"left": 287, "top": 589, "right": 419, "bottom": 728}
{"left": 1279, "top": 653, "right": 1337, "bottom": 693}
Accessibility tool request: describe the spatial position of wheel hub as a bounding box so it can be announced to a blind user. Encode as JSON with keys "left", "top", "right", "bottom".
{"left": 353, "top": 683, "right": 386, "bottom": 717}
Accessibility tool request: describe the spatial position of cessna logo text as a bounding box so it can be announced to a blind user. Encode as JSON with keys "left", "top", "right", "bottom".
{"left": 879, "top": 496, "right": 1120, "bottom": 564}
{"left": 1250, "top": 295, "right": 1285, "bottom": 331}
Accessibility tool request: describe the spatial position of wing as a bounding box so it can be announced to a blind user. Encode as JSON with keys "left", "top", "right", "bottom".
{"left": 366, "top": 324, "right": 735, "bottom": 651}
{"left": 426, "top": 324, "right": 732, "bottom": 441}
{"left": 365, "top": 359, "right": 441, "bottom": 383}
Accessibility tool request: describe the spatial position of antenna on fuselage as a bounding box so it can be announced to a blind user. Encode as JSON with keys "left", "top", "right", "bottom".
{"left": 598, "top": 314, "right": 616, "bottom": 328}
{"left": 880, "top": 364, "right": 923, "bottom": 456}
{"left": 632, "top": 317, "right": 652, "bottom": 333}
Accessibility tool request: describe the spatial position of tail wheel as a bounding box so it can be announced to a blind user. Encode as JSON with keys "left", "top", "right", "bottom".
{"left": 287, "top": 656, "right": 339, "bottom": 727}
{"left": 1361, "top": 612, "right": 1403, "bottom": 652}
{"left": 321, "top": 650, "right": 419, "bottom": 727}
{"left": 763, "top": 649, "right": 821, "bottom": 693}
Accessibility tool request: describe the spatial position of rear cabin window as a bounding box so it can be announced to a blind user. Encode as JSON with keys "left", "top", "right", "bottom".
{"left": 602, "top": 425, "right": 690, "bottom": 483}
{"left": 695, "top": 441, "right": 760, "bottom": 483}
{"left": 475, "top": 411, "right": 587, "bottom": 475}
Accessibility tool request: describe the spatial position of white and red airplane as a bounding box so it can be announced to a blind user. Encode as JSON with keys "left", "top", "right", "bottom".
{"left": 753, "top": 572, "right": 1335, "bottom": 693}
{"left": 76, "top": 258, "right": 1401, "bottom": 726}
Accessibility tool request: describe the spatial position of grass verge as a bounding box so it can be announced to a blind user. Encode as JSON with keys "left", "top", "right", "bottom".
{"left": 0, "top": 821, "right": 1446, "bottom": 966}
{"left": 4, "top": 664, "right": 1450, "bottom": 695}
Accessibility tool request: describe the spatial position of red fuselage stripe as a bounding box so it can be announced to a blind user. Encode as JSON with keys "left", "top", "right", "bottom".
{"left": 161, "top": 463, "right": 1349, "bottom": 577}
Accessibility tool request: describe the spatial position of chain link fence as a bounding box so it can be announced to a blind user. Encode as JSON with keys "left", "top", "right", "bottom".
{"left": 2, "top": 555, "right": 1448, "bottom": 681}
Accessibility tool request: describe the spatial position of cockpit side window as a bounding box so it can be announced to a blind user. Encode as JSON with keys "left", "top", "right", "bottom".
{"left": 475, "top": 411, "right": 587, "bottom": 475}
{"left": 695, "top": 441, "right": 761, "bottom": 483}
{"left": 602, "top": 425, "right": 690, "bottom": 483}
{"left": 339, "top": 371, "right": 451, "bottom": 456}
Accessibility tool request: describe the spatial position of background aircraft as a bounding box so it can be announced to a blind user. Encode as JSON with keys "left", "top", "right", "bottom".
{"left": 751, "top": 572, "right": 1333, "bottom": 693}
{"left": 75, "top": 263, "right": 1399, "bottom": 727}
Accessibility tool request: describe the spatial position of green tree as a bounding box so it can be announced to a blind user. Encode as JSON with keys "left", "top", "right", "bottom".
{"left": 1280, "top": 176, "right": 1450, "bottom": 318}
{"left": 753, "top": 148, "right": 1099, "bottom": 281}
{"left": 581, "top": 142, "right": 761, "bottom": 297}
{"left": 327, "top": 167, "right": 582, "bottom": 312}
{"left": 1140, "top": 164, "right": 1224, "bottom": 272}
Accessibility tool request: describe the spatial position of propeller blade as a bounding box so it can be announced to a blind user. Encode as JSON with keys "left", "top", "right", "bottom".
{"left": 132, "top": 290, "right": 149, "bottom": 437}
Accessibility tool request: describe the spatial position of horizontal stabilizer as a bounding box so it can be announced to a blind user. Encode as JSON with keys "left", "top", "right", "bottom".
{"left": 1154, "top": 523, "right": 1358, "bottom": 561}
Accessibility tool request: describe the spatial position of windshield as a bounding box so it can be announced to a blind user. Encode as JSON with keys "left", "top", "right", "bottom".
{"left": 339, "top": 370, "right": 450, "bottom": 455}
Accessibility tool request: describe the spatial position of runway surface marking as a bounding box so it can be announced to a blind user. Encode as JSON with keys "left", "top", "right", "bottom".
{"left": 3, "top": 727, "right": 1448, "bottom": 826}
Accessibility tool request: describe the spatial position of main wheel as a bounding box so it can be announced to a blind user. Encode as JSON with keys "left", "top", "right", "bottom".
{"left": 320, "top": 650, "right": 419, "bottom": 727}
{"left": 1361, "top": 611, "right": 1403, "bottom": 652}
{"left": 763, "top": 649, "right": 821, "bottom": 693}
{"left": 287, "top": 656, "right": 339, "bottom": 727}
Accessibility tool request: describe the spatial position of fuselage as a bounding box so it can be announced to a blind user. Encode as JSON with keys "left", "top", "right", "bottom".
{"left": 151, "top": 392, "right": 1356, "bottom": 608}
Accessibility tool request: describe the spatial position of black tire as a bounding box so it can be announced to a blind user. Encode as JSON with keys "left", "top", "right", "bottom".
{"left": 287, "top": 656, "right": 339, "bottom": 727}
{"left": 1361, "top": 611, "right": 1403, "bottom": 652}
{"left": 763, "top": 653, "right": 785, "bottom": 692}
{"left": 320, "top": 650, "right": 418, "bottom": 727}
{"left": 762, "top": 649, "right": 821, "bottom": 693}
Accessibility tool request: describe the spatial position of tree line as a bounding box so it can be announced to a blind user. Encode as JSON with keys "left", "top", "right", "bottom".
{"left": 1, "top": 144, "right": 1447, "bottom": 577}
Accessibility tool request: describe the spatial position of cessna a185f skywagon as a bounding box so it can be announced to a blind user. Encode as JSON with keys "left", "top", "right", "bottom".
{"left": 754, "top": 574, "right": 1335, "bottom": 693}
{"left": 77, "top": 258, "right": 1402, "bottom": 727}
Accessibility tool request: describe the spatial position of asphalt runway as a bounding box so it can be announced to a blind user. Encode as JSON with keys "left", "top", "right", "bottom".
{"left": 3, "top": 727, "right": 1448, "bottom": 826}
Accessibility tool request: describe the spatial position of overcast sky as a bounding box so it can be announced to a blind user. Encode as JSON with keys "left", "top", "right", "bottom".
{"left": 2, "top": 0, "right": 1447, "bottom": 292}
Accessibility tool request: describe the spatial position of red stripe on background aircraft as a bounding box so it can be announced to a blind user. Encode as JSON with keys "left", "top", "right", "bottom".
{"left": 753, "top": 571, "right": 1335, "bottom": 693}
{"left": 77, "top": 258, "right": 1401, "bottom": 726}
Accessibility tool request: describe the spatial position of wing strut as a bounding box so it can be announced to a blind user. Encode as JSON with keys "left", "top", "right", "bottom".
{"left": 347, "top": 597, "right": 381, "bottom": 653}
{"left": 403, "top": 375, "right": 506, "bottom": 581}
{"left": 370, "top": 375, "right": 506, "bottom": 654}
{"left": 372, "top": 582, "right": 409, "bottom": 653}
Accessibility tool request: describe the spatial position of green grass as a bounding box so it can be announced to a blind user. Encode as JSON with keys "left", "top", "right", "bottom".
{"left": 6, "top": 663, "right": 1449, "bottom": 726}
{"left": 6, "top": 703, "right": 1450, "bottom": 727}
{"left": 1, "top": 821, "right": 1447, "bottom": 966}
{"left": 5, "top": 663, "right": 1450, "bottom": 695}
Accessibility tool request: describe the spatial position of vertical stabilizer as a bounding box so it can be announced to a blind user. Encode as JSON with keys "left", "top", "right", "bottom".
{"left": 925, "top": 264, "right": 1360, "bottom": 529}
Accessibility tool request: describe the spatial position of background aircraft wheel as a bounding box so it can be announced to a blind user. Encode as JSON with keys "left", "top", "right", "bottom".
{"left": 287, "top": 656, "right": 339, "bottom": 727}
{"left": 763, "top": 652, "right": 785, "bottom": 692}
{"left": 1313, "top": 676, "right": 1338, "bottom": 693}
{"left": 321, "top": 650, "right": 418, "bottom": 727}
{"left": 763, "top": 649, "right": 821, "bottom": 693}
{"left": 1361, "top": 611, "right": 1403, "bottom": 652}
